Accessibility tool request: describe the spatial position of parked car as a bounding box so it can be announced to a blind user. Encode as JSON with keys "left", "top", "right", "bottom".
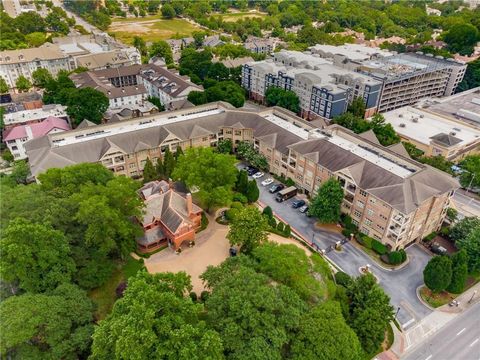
{"left": 431, "top": 243, "right": 448, "bottom": 256}
{"left": 261, "top": 178, "right": 274, "bottom": 186}
{"left": 247, "top": 167, "right": 258, "bottom": 176}
{"left": 291, "top": 199, "right": 306, "bottom": 208}
{"left": 299, "top": 205, "right": 309, "bottom": 213}
{"left": 269, "top": 183, "right": 284, "bottom": 194}
{"left": 275, "top": 186, "right": 297, "bottom": 202}
{"left": 252, "top": 172, "right": 264, "bottom": 179}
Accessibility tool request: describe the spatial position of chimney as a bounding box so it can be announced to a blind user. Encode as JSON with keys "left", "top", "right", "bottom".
{"left": 186, "top": 193, "right": 192, "bottom": 215}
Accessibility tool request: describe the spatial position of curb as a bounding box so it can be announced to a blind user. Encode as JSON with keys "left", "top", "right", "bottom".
{"left": 257, "top": 200, "right": 344, "bottom": 273}
{"left": 416, "top": 285, "right": 436, "bottom": 311}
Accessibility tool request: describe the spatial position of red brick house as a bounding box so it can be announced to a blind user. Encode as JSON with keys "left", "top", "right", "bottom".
{"left": 137, "top": 181, "right": 203, "bottom": 253}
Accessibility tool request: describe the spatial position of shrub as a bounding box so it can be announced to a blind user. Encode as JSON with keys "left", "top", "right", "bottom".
{"left": 285, "top": 177, "right": 295, "bottom": 187}
{"left": 284, "top": 224, "right": 291, "bottom": 237}
{"left": 372, "top": 239, "right": 388, "bottom": 255}
{"left": 262, "top": 206, "right": 273, "bottom": 219}
{"left": 359, "top": 235, "right": 373, "bottom": 249}
{"left": 230, "top": 201, "right": 243, "bottom": 210}
{"left": 268, "top": 216, "right": 277, "bottom": 229}
{"left": 335, "top": 271, "right": 353, "bottom": 288}
{"left": 399, "top": 249, "right": 407, "bottom": 262}
{"left": 225, "top": 208, "right": 240, "bottom": 221}
{"left": 440, "top": 227, "right": 450, "bottom": 238}
{"left": 200, "top": 290, "right": 210, "bottom": 302}
{"left": 277, "top": 222, "right": 285, "bottom": 232}
{"left": 189, "top": 291, "right": 198, "bottom": 302}
{"left": 388, "top": 251, "right": 403, "bottom": 265}
{"left": 423, "top": 232, "right": 437, "bottom": 242}
{"left": 232, "top": 193, "right": 248, "bottom": 204}
{"left": 199, "top": 212, "right": 209, "bottom": 231}
{"left": 342, "top": 229, "right": 351, "bottom": 238}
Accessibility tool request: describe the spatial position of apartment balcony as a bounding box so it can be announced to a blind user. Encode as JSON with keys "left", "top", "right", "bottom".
{"left": 388, "top": 224, "right": 406, "bottom": 236}
{"left": 346, "top": 183, "right": 357, "bottom": 194}
{"left": 344, "top": 193, "right": 354, "bottom": 204}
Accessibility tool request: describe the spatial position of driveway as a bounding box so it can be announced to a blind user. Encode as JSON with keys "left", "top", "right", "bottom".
{"left": 253, "top": 172, "right": 432, "bottom": 329}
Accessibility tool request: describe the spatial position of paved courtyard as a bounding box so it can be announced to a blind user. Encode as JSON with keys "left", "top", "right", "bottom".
{"left": 254, "top": 173, "right": 432, "bottom": 329}
{"left": 145, "top": 214, "right": 310, "bottom": 294}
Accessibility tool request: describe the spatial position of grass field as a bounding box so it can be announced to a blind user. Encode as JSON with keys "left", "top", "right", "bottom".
{"left": 217, "top": 11, "right": 267, "bottom": 22}
{"left": 109, "top": 17, "right": 201, "bottom": 45}
{"left": 88, "top": 256, "right": 145, "bottom": 320}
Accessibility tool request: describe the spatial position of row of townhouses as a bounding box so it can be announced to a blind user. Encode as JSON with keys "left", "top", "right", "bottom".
{"left": 25, "top": 102, "right": 458, "bottom": 251}
{"left": 242, "top": 45, "right": 467, "bottom": 120}
{"left": 0, "top": 34, "right": 141, "bottom": 89}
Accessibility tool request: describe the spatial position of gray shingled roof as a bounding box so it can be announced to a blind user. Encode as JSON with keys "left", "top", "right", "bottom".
{"left": 430, "top": 133, "right": 463, "bottom": 147}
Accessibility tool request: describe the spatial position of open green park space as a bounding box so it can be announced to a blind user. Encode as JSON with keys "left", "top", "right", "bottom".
{"left": 108, "top": 16, "right": 201, "bottom": 45}
{"left": 215, "top": 10, "right": 267, "bottom": 22}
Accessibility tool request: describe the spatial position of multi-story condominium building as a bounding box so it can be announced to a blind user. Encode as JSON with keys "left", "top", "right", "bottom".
{"left": 381, "top": 106, "right": 480, "bottom": 161}
{"left": 4, "top": 116, "right": 70, "bottom": 160}
{"left": 242, "top": 46, "right": 467, "bottom": 119}
{"left": 2, "top": 104, "right": 68, "bottom": 130}
{"left": 53, "top": 34, "right": 141, "bottom": 70}
{"left": 26, "top": 102, "right": 458, "bottom": 250}
{"left": 358, "top": 53, "right": 467, "bottom": 112}
{"left": 242, "top": 50, "right": 383, "bottom": 120}
{"left": 71, "top": 66, "right": 148, "bottom": 111}
{"left": 0, "top": 43, "right": 72, "bottom": 89}
{"left": 244, "top": 36, "right": 276, "bottom": 55}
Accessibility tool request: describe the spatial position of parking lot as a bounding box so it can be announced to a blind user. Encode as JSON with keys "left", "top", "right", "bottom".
{"left": 247, "top": 168, "right": 432, "bottom": 329}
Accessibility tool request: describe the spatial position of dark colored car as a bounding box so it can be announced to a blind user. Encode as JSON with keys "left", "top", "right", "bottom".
{"left": 291, "top": 199, "right": 306, "bottom": 208}
{"left": 247, "top": 167, "right": 258, "bottom": 176}
{"left": 269, "top": 183, "right": 285, "bottom": 194}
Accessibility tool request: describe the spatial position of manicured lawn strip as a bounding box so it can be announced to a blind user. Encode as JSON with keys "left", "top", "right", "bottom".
{"left": 88, "top": 256, "right": 145, "bottom": 320}
{"left": 419, "top": 286, "right": 455, "bottom": 308}
{"left": 218, "top": 11, "right": 267, "bottom": 22}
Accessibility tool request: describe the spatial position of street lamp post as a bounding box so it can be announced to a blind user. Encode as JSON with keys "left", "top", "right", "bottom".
{"left": 394, "top": 306, "right": 401, "bottom": 322}
{"left": 468, "top": 290, "right": 477, "bottom": 304}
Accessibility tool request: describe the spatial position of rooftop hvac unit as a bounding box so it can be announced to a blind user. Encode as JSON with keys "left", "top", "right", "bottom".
{"left": 412, "top": 117, "right": 418, "bottom": 123}
{"left": 419, "top": 114, "right": 424, "bottom": 118}
{"left": 399, "top": 123, "right": 406, "bottom": 128}
{"left": 399, "top": 114, "right": 403, "bottom": 118}
{"left": 450, "top": 132, "right": 456, "bottom": 136}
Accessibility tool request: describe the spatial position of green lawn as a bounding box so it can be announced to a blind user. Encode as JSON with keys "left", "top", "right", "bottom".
{"left": 109, "top": 17, "right": 201, "bottom": 45}
{"left": 419, "top": 286, "right": 455, "bottom": 308}
{"left": 88, "top": 256, "right": 145, "bottom": 320}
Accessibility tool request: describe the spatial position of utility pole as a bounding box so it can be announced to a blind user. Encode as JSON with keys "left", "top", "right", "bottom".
{"left": 394, "top": 306, "right": 401, "bottom": 322}
{"left": 468, "top": 290, "right": 477, "bottom": 304}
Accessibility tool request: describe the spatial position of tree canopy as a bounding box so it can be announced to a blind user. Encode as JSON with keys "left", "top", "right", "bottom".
{"left": 458, "top": 155, "right": 480, "bottom": 190}
{"left": 265, "top": 87, "right": 300, "bottom": 114}
{"left": 423, "top": 255, "right": 452, "bottom": 293}
{"left": 227, "top": 206, "right": 269, "bottom": 254}
{"left": 172, "top": 147, "right": 237, "bottom": 211}
{"left": 309, "top": 178, "right": 344, "bottom": 224}
{"left": 90, "top": 271, "right": 224, "bottom": 360}
{"left": 66, "top": 87, "right": 109, "bottom": 125}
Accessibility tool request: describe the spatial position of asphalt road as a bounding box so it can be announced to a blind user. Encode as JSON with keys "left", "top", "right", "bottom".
{"left": 253, "top": 171, "right": 431, "bottom": 329}
{"left": 402, "top": 302, "right": 480, "bottom": 360}
{"left": 453, "top": 191, "right": 480, "bottom": 218}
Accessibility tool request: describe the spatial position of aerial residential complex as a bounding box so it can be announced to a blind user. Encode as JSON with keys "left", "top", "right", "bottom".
{"left": 71, "top": 64, "right": 202, "bottom": 111}
{"left": 25, "top": 102, "right": 458, "bottom": 250}
{"left": 0, "top": 34, "right": 141, "bottom": 89}
{"left": 241, "top": 45, "right": 467, "bottom": 120}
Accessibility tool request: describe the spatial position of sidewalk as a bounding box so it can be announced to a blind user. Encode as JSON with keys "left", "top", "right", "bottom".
{"left": 385, "top": 281, "right": 480, "bottom": 359}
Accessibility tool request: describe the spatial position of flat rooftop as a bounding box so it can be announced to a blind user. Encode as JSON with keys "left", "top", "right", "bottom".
{"left": 418, "top": 87, "right": 480, "bottom": 127}
{"left": 51, "top": 108, "right": 225, "bottom": 148}
{"left": 309, "top": 43, "right": 393, "bottom": 61}
{"left": 262, "top": 114, "right": 309, "bottom": 140}
{"left": 4, "top": 105, "right": 68, "bottom": 125}
{"left": 381, "top": 106, "right": 480, "bottom": 147}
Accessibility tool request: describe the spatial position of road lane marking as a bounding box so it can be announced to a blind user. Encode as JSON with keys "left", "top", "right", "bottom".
{"left": 457, "top": 328, "right": 466, "bottom": 336}
{"left": 424, "top": 355, "right": 432, "bottom": 360}
{"left": 470, "top": 338, "right": 479, "bottom": 347}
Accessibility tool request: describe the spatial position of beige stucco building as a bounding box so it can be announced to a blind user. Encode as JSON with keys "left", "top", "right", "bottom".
{"left": 26, "top": 102, "right": 458, "bottom": 250}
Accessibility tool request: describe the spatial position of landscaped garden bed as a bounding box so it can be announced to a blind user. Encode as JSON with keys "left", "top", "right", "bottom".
{"left": 419, "top": 286, "right": 456, "bottom": 308}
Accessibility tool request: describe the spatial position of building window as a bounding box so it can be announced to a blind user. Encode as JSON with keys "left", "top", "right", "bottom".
{"left": 365, "top": 219, "right": 372, "bottom": 226}
{"left": 361, "top": 227, "right": 370, "bottom": 235}
{"left": 367, "top": 209, "right": 374, "bottom": 217}
{"left": 353, "top": 210, "right": 362, "bottom": 218}
{"left": 360, "top": 190, "right": 367, "bottom": 197}
{"left": 356, "top": 201, "right": 365, "bottom": 209}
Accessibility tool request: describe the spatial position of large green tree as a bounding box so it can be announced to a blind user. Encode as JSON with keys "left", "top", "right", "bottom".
{"left": 265, "top": 86, "right": 300, "bottom": 113}
{"left": 32, "top": 68, "right": 53, "bottom": 88}
{"left": 450, "top": 217, "right": 480, "bottom": 243}
{"left": 309, "top": 178, "right": 344, "bottom": 223}
{"left": 347, "top": 97, "right": 366, "bottom": 118}
{"left": 161, "top": 4, "right": 176, "bottom": 19}
{"left": 423, "top": 255, "right": 452, "bottom": 293}
{"left": 0, "top": 218, "right": 76, "bottom": 293}
{"left": 345, "top": 273, "right": 394, "bottom": 354}
{"left": 457, "top": 226, "right": 480, "bottom": 273}
{"left": 290, "top": 301, "right": 363, "bottom": 360}
{"left": 227, "top": 206, "right": 268, "bottom": 254}
{"left": 90, "top": 271, "right": 224, "bottom": 360}
{"left": 0, "top": 76, "right": 9, "bottom": 93}
{"left": 447, "top": 250, "right": 468, "bottom": 294}
{"left": 0, "top": 284, "right": 94, "bottom": 359}
{"left": 15, "top": 75, "right": 32, "bottom": 92}
{"left": 142, "top": 157, "right": 157, "bottom": 183}
{"left": 202, "top": 264, "right": 306, "bottom": 360}
{"left": 444, "top": 23, "right": 479, "bottom": 55}
{"left": 66, "top": 87, "right": 109, "bottom": 125}
{"left": 173, "top": 147, "right": 237, "bottom": 211}
{"left": 246, "top": 179, "right": 259, "bottom": 203}
{"left": 458, "top": 155, "right": 480, "bottom": 190}
{"left": 149, "top": 40, "right": 174, "bottom": 65}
